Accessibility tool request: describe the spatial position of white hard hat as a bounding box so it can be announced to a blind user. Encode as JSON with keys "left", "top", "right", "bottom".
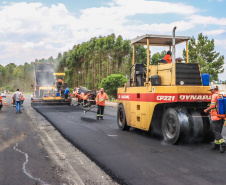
{"left": 209, "top": 85, "right": 217, "bottom": 91}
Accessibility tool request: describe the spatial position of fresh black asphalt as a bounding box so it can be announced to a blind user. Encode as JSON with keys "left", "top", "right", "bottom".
{"left": 33, "top": 105, "right": 226, "bottom": 185}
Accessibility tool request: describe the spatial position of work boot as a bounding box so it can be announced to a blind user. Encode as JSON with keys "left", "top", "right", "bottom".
{"left": 97, "top": 116, "right": 99, "bottom": 120}
{"left": 100, "top": 117, "right": 103, "bottom": 120}
{"left": 19, "top": 111, "right": 22, "bottom": 113}
{"left": 16, "top": 112, "right": 18, "bottom": 114}
{"left": 211, "top": 144, "right": 220, "bottom": 150}
{"left": 220, "top": 143, "right": 226, "bottom": 153}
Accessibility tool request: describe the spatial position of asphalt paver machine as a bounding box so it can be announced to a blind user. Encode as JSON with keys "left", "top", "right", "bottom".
{"left": 31, "top": 62, "right": 71, "bottom": 106}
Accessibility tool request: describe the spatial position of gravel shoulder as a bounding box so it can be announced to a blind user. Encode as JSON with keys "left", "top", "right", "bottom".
{"left": 0, "top": 95, "right": 117, "bottom": 185}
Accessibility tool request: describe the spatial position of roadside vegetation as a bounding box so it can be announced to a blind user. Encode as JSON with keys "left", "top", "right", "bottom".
{"left": 0, "top": 33, "right": 224, "bottom": 95}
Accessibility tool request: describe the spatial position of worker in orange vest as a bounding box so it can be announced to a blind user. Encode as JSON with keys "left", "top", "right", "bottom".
{"left": 0, "top": 95, "right": 2, "bottom": 110}
{"left": 73, "top": 87, "right": 78, "bottom": 97}
{"left": 12, "top": 95, "right": 16, "bottom": 107}
{"left": 21, "top": 92, "right": 25, "bottom": 106}
{"left": 75, "top": 93, "right": 83, "bottom": 106}
{"left": 96, "top": 88, "right": 108, "bottom": 120}
{"left": 204, "top": 85, "right": 226, "bottom": 153}
{"left": 163, "top": 51, "right": 172, "bottom": 63}
{"left": 80, "top": 91, "right": 85, "bottom": 105}
{"left": 58, "top": 78, "right": 63, "bottom": 83}
{"left": 83, "top": 93, "right": 90, "bottom": 107}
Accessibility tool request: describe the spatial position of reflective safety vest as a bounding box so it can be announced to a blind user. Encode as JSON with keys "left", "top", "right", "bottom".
{"left": 21, "top": 95, "right": 25, "bottom": 101}
{"left": 210, "top": 92, "right": 225, "bottom": 120}
{"left": 80, "top": 92, "right": 84, "bottom": 99}
{"left": 163, "top": 54, "right": 172, "bottom": 63}
{"left": 83, "top": 95, "right": 89, "bottom": 100}
{"left": 96, "top": 92, "right": 108, "bottom": 106}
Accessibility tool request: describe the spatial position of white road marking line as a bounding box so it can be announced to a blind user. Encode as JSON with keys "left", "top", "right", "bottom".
{"left": 13, "top": 143, "right": 49, "bottom": 185}
{"left": 107, "top": 135, "right": 118, "bottom": 137}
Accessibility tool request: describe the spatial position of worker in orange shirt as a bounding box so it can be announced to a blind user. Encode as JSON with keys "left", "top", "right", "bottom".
{"left": 204, "top": 85, "right": 226, "bottom": 153}
{"left": 83, "top": 93, "right": 90, "bottom": 107}
{"left": 0, "top": 94, "right": 2, "bottom": 110}
{"left": 80, "top": 91, "right": 84, "bottom": 104}
{"left": 58, "top": 78, "right": 63, "bottom": 82}
{"left": 96, "top": 88, "right": 108, "bottom": 120}
{"left": 163, "top": 51, "right": 172, "bottom": 63}
{"left": 21, "top": 92, "right": 25, "bottom": 106}
{"left": 75, "top": 92, "right": 83, "bottom": 106}
{"left": 12, "top": 95, "right": 16, "bottom": 107}
{"left": 73, "top": 87, "right": 78, "bottom": 97}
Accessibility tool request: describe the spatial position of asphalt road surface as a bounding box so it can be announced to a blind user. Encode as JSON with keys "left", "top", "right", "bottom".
{"left": 0, "top": 96, "right": 61, "bottom": 184}
{"left": 33, "top": 103, "right": 226, "bottom": 185}
{"left": 0, "top": 95, "right": 117, "bottom": 185}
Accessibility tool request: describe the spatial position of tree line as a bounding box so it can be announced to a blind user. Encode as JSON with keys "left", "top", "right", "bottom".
{"left": 0, "top": 33, "right": 224, "bottom": 93}
{"left": 0, "top": 62, "right": 34, "bottom": 92}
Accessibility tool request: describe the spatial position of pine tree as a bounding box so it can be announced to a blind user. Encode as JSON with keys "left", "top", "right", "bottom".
{"left": 183, "top": 33, "right": 224, "bottom": 81}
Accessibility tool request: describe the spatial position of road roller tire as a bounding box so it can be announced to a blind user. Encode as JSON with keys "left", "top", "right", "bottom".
{"left": 117, "top": 104, "right": 130, "bottom": 131}
{"left": 190, "top": 111, "right": 203, "bottom": 140}
{"left": 162, "top": 108, "right": 189, "bottom": 144}
{"left": 202, "top": 115, "right": 215, "bottom": 143}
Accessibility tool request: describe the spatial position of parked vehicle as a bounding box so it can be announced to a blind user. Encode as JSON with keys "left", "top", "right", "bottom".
{"left": 1, "top": 92, "right": 6, "bottom": 98}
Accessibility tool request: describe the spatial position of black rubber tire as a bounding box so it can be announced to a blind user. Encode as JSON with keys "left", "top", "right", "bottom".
{"left": 117, "top": 104, "right": 130, "bottom": 131}
{"left": 162, "top": 108, "right": 189, "bottom": 144}
{"left": 190, "top": 111, "right": 203, "bottom": 139}
{"left": 202, "top": 115, "right": 215, "bottom": 143}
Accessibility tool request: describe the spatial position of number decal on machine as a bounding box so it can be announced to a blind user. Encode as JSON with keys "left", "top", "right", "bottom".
{"left": 156, "top": 96, "right": 176, "bottom": 101}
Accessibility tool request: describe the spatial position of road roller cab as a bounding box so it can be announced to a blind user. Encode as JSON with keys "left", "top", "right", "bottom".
{"left": 117, "top": 31, "right": 214, "bottom": 144}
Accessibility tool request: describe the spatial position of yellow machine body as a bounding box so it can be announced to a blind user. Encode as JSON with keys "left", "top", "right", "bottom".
{"left": 117, "top": 34, "right": 213, "bottom": 144}
{"left": 118, "top": 63, "right": 211, "bottom": 131}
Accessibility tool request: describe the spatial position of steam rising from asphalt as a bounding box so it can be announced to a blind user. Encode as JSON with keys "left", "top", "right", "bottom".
{"left": 35, "top": 64, "right": 55, "bottom": 87}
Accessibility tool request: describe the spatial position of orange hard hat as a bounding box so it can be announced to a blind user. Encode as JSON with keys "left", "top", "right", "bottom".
{"left": 100, "top": 88, "right": 104, "bottom": 91}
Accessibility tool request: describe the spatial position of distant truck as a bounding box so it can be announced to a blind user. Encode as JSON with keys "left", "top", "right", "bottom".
{"left": 31, "top": 62, "right": 71, "bottom": 106}
{"left": 4, "top": 90, "right": 10, "bottom": 94}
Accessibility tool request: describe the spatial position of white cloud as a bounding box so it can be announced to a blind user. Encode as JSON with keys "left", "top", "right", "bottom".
{"left": 202, "top": 29, "right": 226, "bottom": 36}
{"left": 0, "top": 0, "right": 225, "bottom": 67}
{"left": 215, "top": 39, "right": 226, "bottom": 49}
{"left": 0, "top": 2, "right": 78, "bottom": 65}
{"left": 189, "top": 15, "right": 226, "bottom": 26}
{"left": 111, "top": 0, "right": 198, "bottom": 15}
{"left": 22, "top": 42, "right": 35, "bottom": 49}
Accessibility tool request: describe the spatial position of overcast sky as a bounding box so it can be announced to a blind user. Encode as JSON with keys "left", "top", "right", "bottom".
{"left": 0, "top": 0, "right": 226, "bottom": 80}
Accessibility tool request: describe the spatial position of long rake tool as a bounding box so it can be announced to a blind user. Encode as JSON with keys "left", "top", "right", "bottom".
{"left": 84, "top": 100, "right": 105, "bottom": 115}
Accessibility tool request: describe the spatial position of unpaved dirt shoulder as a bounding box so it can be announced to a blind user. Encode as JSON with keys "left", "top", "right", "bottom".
{"left": 25, "top": 97, "right": 118, "bottom": 185}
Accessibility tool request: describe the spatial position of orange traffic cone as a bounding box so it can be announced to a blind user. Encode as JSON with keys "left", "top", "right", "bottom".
{"left": 11, "top": 99, "right": 13, "bottom": 104}
{"left": 4, "top": 99, "right": 7, "bottom": 106}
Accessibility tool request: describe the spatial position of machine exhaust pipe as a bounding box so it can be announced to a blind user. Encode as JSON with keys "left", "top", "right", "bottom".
{"left": 172, "top": 26, "right": 177, "bottom": 63}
